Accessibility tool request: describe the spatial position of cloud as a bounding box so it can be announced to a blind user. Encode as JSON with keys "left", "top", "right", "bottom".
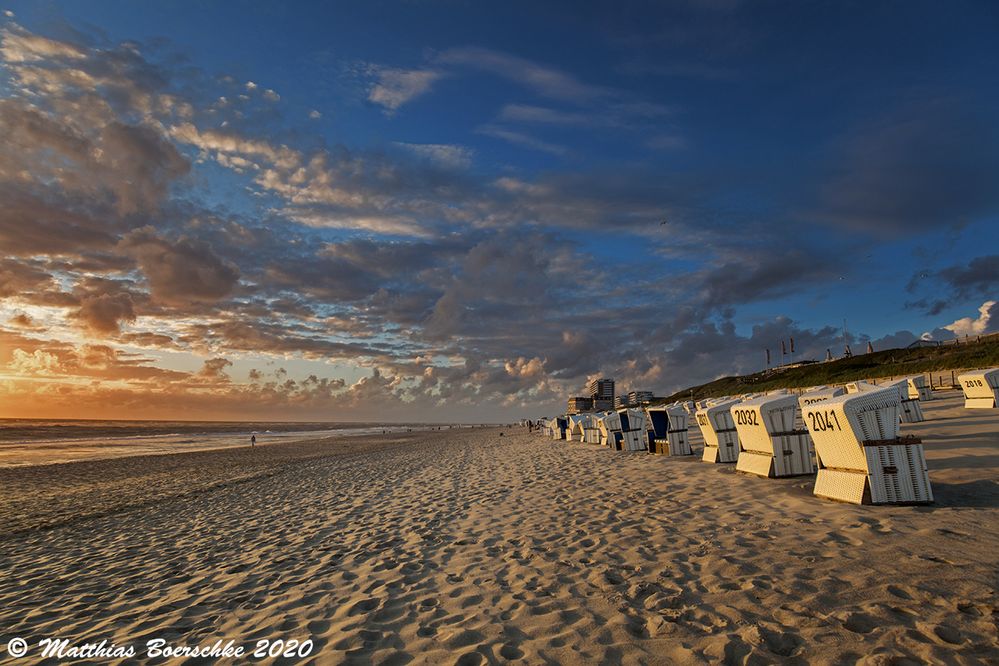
{"left": 934, "top": 255, "right": 999, "bottom": 302}
{"left": 73, "top": 291, "right": 136, "bottom": 335}
{"left": 815, "top": 98, "right": 999, "bottom": 234}
{"left": 308, "top": 109, "right": 321, "bottom": 119}
{"left": 944, "top": 300, "right": 999, "bottom": 338}
{"left": 9, "top": 348, "right": 60, "bottom": 375}
{"left": 905, "top": 254, "right": 999, "bottom": 315}
{"left": 689, "top": 249, "right": 838, "bottom": 308}
{"left": 498, "top": 102, "right": 672, "bottom": 130}
{"left": 0, "top": 29, "right": 86, "bottom": 63}
{"left": 498, "top": 104, "right": 598, "bottom": 127}
{"left": 393, "top": 142, "right": 474, "bottom": 169}
{"left": 199, "top": 357, "right": 233, "bottom": 380}
{"left": 476, "top": 125, "right": 569, "bottom": 156}
{"left": 282, "top": 208, "right": 427, "bottom": 237}
{"left": 366, "top": 66, "right": 444, "bottom": 112}
{"left": 435, "top": 47, "right": 608, "bottom": 102}
{"left": 0, "top": 258, "right": 55, "bottom": 297}
{"left": 118, "top": 228, "right": 240, "bottom": 304}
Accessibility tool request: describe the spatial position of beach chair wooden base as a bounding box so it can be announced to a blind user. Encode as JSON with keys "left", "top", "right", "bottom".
{"left": 965, "top": 397, "right": 997, "bottom": 409}
{"left": 900, "top": 399, "right": 925, "bottom": 422}
{"left": 814, "top": 442, "right": 933, "bottom": 504}
{"left": 702, "top": 442, "right": 738, "bottom": 463}
{"left": 813, "top": 469, "right": 871, "bottom": 504}
{"left": 620, "top": 430, "right": 645, "bottom": 452}
{"left": 736, "top": 450, "right": 777, "bottom": 477}
{"left": 650, "top": 435, "right": 692, "bottom": 456}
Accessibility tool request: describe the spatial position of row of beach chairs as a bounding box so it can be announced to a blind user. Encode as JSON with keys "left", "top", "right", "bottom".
{"left": 541, "top": 368, "right": 999, "bottom": 506}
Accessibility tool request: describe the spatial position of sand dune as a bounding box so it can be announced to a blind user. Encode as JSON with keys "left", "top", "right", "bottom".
{"left": 0, "top": 393, "right": 996, "bottom": 664}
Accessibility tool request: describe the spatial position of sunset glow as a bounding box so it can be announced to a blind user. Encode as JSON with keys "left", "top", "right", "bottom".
{"left": 1, "top": 2, "right": 997, "bottom": 421}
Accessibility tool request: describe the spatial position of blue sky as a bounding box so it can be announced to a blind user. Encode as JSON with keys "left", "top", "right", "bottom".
{"left": 0, "top": 1, "right": 997, "bottom": 420}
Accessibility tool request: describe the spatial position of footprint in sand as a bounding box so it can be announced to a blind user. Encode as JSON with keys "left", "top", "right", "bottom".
{"left": 838, "top": 611, "right": 877, "bottom": 634}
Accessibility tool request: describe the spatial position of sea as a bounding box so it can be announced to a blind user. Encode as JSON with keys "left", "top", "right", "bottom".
{"left": 0, "top": 419, "right": 454, "bottom": 467}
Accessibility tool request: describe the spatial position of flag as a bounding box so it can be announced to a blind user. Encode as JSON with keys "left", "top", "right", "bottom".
{"left": 790, "top": 336, "right": 795, "bottom": 353}
{"left": 766, "top": 348, "right": 771, "bottom": 365}
{"left": 781, "top": 339, "right": 786, "bottom": 355}
{"left": 867, "top": 341, "right": 874, "bottom": 354}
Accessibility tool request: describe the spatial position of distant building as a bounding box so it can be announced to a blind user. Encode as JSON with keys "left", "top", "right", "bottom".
{"left": 613, "top": 395, "right": 624, "bottom": 409}
{"left": 627, "top": 390, "right": 655, "bottom": 405}
{"left": 587, "top": 378, "right": 615, "bottom": 402}
{"left": 567, "top": 397, "right": 593, "bottom": 414}
{"left": 592, "top": 398, "right": 614, "bottom": 411}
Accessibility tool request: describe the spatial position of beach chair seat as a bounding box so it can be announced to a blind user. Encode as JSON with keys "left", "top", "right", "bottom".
{"left": 958, "top": 368, "right": 999, "bottom": 409}
{"left": 552, "top": 417, "right": 568, "bottom": 440}
{"left": 645, "top": 405, "right": 692, "bottom": 456}
{"left": 732, "top": 394, "right": 815, "bottom": 478}
{"left": 566, "top": 414, "right": 588, "bottom": 442}
{"left": 695, "top": 399, "right": 740, "bottom": 463}
{"left": 802, "top": 387, "right": 933, "bottom": 504}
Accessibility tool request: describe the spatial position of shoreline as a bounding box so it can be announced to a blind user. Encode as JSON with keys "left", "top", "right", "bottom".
{"left": 0, "top": 430, "right": 437, "bottom": 538}
{"left": 0, "top": 424, "right": 488, "bottom": 468}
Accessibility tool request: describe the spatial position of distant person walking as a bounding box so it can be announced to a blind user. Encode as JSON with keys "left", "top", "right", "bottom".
{"left": 251, "top": 434, "right": 256, "bottom": 447}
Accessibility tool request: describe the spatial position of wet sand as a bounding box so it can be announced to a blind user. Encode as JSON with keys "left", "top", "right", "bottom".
{"left": 0, "top": 393, "right": 996, "bottom": 664}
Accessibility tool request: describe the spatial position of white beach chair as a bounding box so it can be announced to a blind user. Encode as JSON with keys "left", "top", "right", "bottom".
{"left": 907, "top": 375, "right": 932, "bottom": 401}
{"left": 615, "top": 408, "right": 647, "bottom": 452}
{"left": 581, "top": 414, "right": 602, "bottom": 444}
{"left": 645, "top": 405, "right": 692, "bottom": 456}
{"left": 884, "top": 379, "right": 925, "bottom": 423}
{"left": 597, "top": 412, "right": 621, "bottom": 448}
{"left": 802, "top": 387, "right": 933, "bottom": 504}
{"left": 732, "top": 394, "right": 816, "bottom": 478}
{"left": 695, "top": 399, "right": 741, "bottom": 463}
{"left": 566, "top": 414, "right": 587, "bottom": 442}
{"left": 798, "top": 386, "right": 845, "bottom": 409}
{"left": 552, "top": 416, "right": 569, "bottom": 440}
{"left": 845, "top": 381, "right": 877, "bottom": 394}
{"left": 958, "top": 368, "right": 999, "bottom": 409}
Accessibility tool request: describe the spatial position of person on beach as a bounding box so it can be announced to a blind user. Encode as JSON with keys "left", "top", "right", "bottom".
{"left": 251, "top": 434, "right": 256, "bottom": 446}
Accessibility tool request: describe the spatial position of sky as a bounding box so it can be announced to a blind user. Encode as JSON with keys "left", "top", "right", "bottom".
{"left": 0, "top": 0, "right": 997, "bottom": 422}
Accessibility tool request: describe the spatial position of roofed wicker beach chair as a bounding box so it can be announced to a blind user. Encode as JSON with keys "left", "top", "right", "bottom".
{"left": 958, "top": 368, "right": 999, "bottom": 409}
{"left": 566, "top": 414, "right": 587, "bottom": 442}
{"left": 907, "top": 375, "right": 933, "bottom": 401}
{"left": 552, "top": 416, "right": 568, "bottom": 440}
{"left": 614, "top": 408, "right": 647, "bottom": 452}
{"left": 695, "top": 399, "right": 741, "bottom": 463}
{"left": 732, "top": 393, "right": 816, "bottom": 478}
{"left": 884, "top": 379, "right": 925, "bottom": 423}
{"left": 597, "top": 411, "right": 621, "bottom": 448}
{"left": 798, "top": 386, "right": 845, "bottom": 409}
{"left": 802, "top": 387, "right": 933, "bottom": 504}
{"left": 645, "top": 404, "right": 692, "bottom": 456}
{"left": 581, "top": 414, "right": 602, "bottom": 444}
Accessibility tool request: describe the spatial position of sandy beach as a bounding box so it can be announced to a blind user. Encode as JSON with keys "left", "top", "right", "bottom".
{"left": 1, "top": 393, "right": 997, "bottom": 664}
